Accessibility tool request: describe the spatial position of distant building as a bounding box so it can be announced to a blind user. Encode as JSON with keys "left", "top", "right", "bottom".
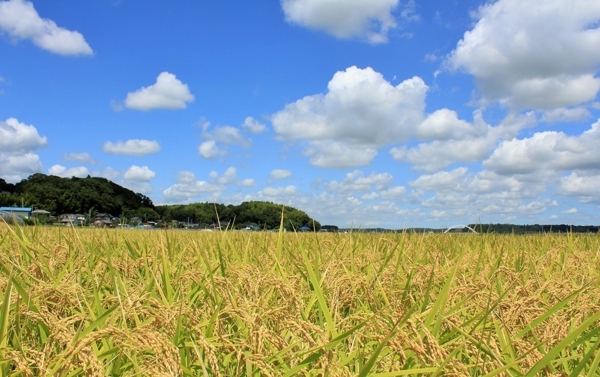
{"left": 0, "top": 207, "right": 32, "bottom": 219}
{"left": 59, "top": 214, "right": 86, "bottom": 226}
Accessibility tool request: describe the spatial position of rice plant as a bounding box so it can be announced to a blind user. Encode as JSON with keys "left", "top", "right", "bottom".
{"left": 0, "top": 223, "right": 598, "bottom": 376}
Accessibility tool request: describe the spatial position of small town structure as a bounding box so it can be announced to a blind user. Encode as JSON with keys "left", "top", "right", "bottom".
{"left": 0, "top": 207, "right": 32, "bottom": 219}
{"left": 59, "top": 214, "right": 86, "bottom": 226}
{"left": 93, "top": 213, "right": 118, "bottom": 227}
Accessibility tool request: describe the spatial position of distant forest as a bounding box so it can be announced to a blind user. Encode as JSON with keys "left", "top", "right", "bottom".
{"left": 156, "top": 201, "right": 321, "bottom": 230}
{"left": 1, "top": 173, "right": 158, "bottom": 220}
{"left": 468, "top": 223, "right": 600, "bottom": 234}
{"left": 0, "top": 174, "right": 321, "bottom": 229}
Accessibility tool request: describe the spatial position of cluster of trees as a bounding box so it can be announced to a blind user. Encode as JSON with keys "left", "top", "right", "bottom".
{"left": 0, "top": 174, "right": 159, "bottom": 220}
{"left": 469, "top": 223, "right": 600, "bottom": 234}
{"left": 1, "top": 174, "right": 321, "bottom": 230}
{"left": 156, "top": 201, "right": 321, "bottom": 230}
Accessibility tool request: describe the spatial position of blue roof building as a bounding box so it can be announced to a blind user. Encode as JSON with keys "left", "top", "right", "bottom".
{"left": 0, "top": 207, "right": 32, "bottom": 219}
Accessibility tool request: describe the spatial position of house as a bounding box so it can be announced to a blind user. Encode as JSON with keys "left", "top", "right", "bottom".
{"left": 59, "top": 214, "right": 86, "bottom": 226}
{"left": 94, "top": 213, "right": 116, "bottom": 227}
{"left": 0, "top": 207, "right": 32, "bottom": 219}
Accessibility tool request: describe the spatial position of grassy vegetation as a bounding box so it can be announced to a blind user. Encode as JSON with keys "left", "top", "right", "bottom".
{"left": 0, "top": 224, "right": 599, "bottom": 376}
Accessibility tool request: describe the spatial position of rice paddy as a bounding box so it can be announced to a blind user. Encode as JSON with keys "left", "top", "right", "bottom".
{"left": 0, "top": 224, "right": 599, "bottom": 376}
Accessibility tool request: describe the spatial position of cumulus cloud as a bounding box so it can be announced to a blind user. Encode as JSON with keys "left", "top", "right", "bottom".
{"left": 62, "top": 152, "right": 96, "bottom": 164}
{"left": 326, "top": 170, "right": 393, "bottom": 193}
{"left": 102, "top": 139, "right": 160, "bottom": 156}
{"left": 305, "top": 141, "right": 378, "bottom": 168}
{"left": 201, "top": 122, "right": 251, "bottom": 147}
{"left": 0, "top": 118, "right": 46, "bottom": 182}
{"left": 242, "top": 117, "right": 267, "bottom": 134}
{"left": 0, "top": 152, "right": 42, "bottom": 182}
{"left": 281, "top": 0, "right": 411, "bottom": 44}
{"left": 124, "top": 72, "right": 194, "bottom": 111}
{"left": 484, "top": 119, "right": 600, "bottom": 174}
{"left": 409, "top": 168, "right": 468, "bottom": 192}
{"left": 122, "top": 165, "right": 155, "bottom": 194}
{"left": 100, "top": 167, "right": 120, "bottom": 181}
{"left": 123, "top": 165, "right": 156, "bottom": 182}
{"left": 0, "top": 0, "right": 93, "bottom": 55}
{"left": 163, "top": 178, "right": 226, "bottom": 201}
{"left": 241, "top": 178, "right": 256, "bottom": 187}
{"left": 558, "top": 171, "right": 600, "bottom": 203}
{"left": 272, "top": 66, "right": 427, "bottom": 167}
{"left": 447, "top": 0, "right": 600, "bottom": 109}
{"left": 390, "top": 111, "right": 537, "bottom": 172}
{"left": 48, "top": 164, "right": 89, "bottom": 178}
{"left": 262, "top": 185, "right": 297, "bottom": 197}
{"left": 269, "top": 169, "right": 292, "bottom": 181}
{"left": 198, "top": 140, "right": 223, "bottom": 159}
{"left": 541, "top": 107, "right": 591, "bottom": 123}
{"left": 0, "top": 117, "right": 47, "bottom": 153}
{"left": 177, "top": 171, "right": 197, "bottom": 184}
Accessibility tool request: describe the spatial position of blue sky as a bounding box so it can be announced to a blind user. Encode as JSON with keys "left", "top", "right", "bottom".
{"left": 1, "top": 0, "right": 600, "bottom": 228}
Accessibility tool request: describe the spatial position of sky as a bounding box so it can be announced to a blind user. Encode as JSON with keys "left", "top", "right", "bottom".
{"left": 1, "top": 0, "right": 600, "bottom": 228}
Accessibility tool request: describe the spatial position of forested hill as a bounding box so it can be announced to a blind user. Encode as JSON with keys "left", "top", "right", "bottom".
{"left": 0, "top": 174, "right": 158, "bottom": 219}
{"left": 1, "top": 174, "right": 321, "bottom": 229}
{"left": 156, "top": 201, "right": 321, "bottom": 230}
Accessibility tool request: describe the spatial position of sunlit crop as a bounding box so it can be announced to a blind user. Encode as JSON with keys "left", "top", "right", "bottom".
{"left": 0, "top": 224, "right": 599, "bottom": 376}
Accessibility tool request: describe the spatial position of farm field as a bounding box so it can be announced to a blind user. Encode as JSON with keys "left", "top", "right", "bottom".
{"left": 0, "top": 225, "right": 599, "bottom": 376}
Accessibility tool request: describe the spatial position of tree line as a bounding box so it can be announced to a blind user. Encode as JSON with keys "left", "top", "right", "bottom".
{"left": 1, "top": 174, "right": 159, "bottom": 220}
{"left": 156, "top": 201, "right": 321, "bottom": 230}
{"left": 1, "top": 174, "right": 321, "bottom": 230}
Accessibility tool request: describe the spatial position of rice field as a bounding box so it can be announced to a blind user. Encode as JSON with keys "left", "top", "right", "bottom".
{"left": 0, "top": 224, "right": 599, "bottom": 376}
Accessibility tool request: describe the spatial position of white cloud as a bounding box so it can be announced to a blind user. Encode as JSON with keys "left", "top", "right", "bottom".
{"left": 0, "top": 118, "right": 46, "bottom": 182}
{"left": 563, "top": 208, "right": 578, "bottom": 214}
{"left": 242, "top": 117, "right": 267, "bottom": 134}
{"left": 262, "top": 185, "right": 297, "bottom": 197}
{"left": 390, "top": 137, "right": 492, "bottom": 173}
{"left": 409, "top": 168, "right": 468, "bottom": 191}
{"left": 163, "top": 180, "right": 226, "bottom": 201}
{"left": 124, "top": 72, "right": 194, "bottom": 111}
{"left": 379, "top": 186, "right": 406, "bottom": 199}
{"left": 0, "top": 0, "right": 93, "bottom": 55}
{"left": 103, "top": 139, "right": 160, "bottom": 156}
{"left": 448, "top": 0, "right": 600, "bottom": 109}
{"left": 0, "top": 117, "right": 47, "bottom": 153}
{"left": 62, "top": 152, "right": 95, "bottom": 164}
{"left": 216, "top": 167, "right": 237, "bottom": 185}
{"left": 241, "top": 178, "right": 256, "bottom": 187}
{"left": 272, "top": 66, "right": 426, "bottom": 168}
{"left": 281, "top": 0, "right": 407, "bottom": 44}
{"left": 390, "top": 111, "right": 537, "bottom": 172}
{"left": 202, "top": 122, "right": 251, "bottom": 147}
{"left": 122, "top": 165, "right": 155, "bottom": 194}
{"left": 415, "top": 109, "right": 488, "bottom": 140}
{"left": 101, "top": 167, "right": 119, "bottom": 181}
{"left": 305, "top": 141, "right": 378, "bottom": 168}
{"left": 484, "top": 119, "right": 600, "bottom": 174}
{"left": 123, "top": 165, "right": 156, "bottom": 182}
{"left": 177, "top": 171, "right": 197, "bottom": 184}
{"left": 541, "top": 107, "right": 591, "bottom": 123}
{"left": 48, "top": 164, "right": 89, "bottom": 178}
{"left": 0, "top": 152, "right": 42, "bottom": 182}
{"left": 558, "top": 171, "right": 600, "bottom": 203}
{"left": 269, "top": 169, "right": 292, "bottom": 181}
{"left": 326, "top": 170, "right": 393, "bottom": 193}
{"left": 198, "top": 140, "right": 223, "bottom": 159}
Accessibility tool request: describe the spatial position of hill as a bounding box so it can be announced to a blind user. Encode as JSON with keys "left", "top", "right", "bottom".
{"left": 0, "top": 174, "right": 321, "bottom": 229}
{"left": 0, "top": 174, "right": 158, "bottom": 220}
